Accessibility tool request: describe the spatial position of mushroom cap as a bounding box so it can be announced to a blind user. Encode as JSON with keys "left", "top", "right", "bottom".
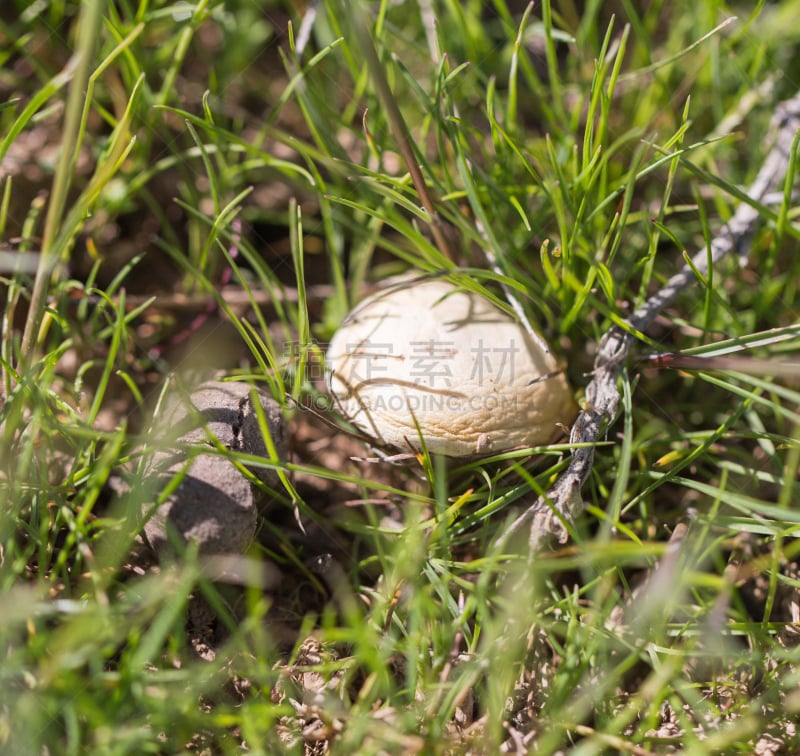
{"left": 326, "top": 279, "right": 577, "bottom": 457}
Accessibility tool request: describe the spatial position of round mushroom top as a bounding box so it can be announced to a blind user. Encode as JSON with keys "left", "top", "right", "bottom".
{"left": 326, "top": 279, "right": 577, "bottom": 457}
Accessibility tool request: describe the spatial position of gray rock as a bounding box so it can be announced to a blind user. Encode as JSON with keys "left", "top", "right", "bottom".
{"left": 143, "top": 380, "right": 287, "bottom": 559}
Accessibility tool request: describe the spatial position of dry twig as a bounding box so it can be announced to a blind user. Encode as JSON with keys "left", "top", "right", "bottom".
{"left": 508, "top": 89, "right": 800, "bottom": 549}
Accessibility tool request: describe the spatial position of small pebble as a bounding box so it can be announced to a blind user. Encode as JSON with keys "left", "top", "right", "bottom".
{"left": 143, "top": 380, "right": 287, "bottom": 559}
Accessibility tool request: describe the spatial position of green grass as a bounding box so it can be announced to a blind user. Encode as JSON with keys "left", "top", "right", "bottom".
{"left": 2, "top": 0, "right": 800, "bottom": 753}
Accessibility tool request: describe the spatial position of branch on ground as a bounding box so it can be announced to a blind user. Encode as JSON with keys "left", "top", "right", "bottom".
{"left": 508, "top": 89, "right": 800, "bottom": 549}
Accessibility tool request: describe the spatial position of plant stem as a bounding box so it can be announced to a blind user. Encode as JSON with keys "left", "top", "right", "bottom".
{"left": 349, "top": 0, "right": 455, "bottom": 263}
{"left": 18, "top": 0, "right": 106, "bottom": 368}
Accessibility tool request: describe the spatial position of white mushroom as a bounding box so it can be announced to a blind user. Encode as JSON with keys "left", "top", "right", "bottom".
{"left": 326, "top": 279, "right": 577, "bottom": 457}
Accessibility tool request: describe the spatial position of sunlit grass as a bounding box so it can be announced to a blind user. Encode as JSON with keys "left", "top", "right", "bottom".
{"left": 2, "top": 0, "right": 799, "bottom": 753}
